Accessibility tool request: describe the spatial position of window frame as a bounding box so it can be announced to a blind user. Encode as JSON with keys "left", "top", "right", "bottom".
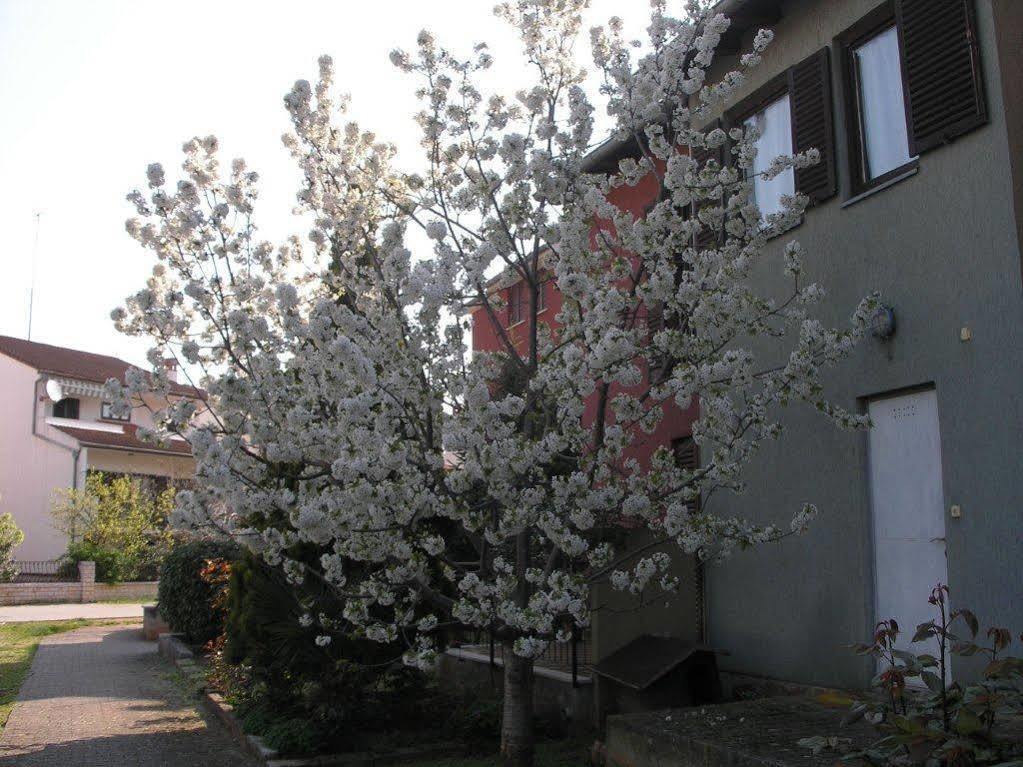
{"left": 507, "top": 280, "right": 526, "bottom": 326}
{"left": 838, "top": 2, "right": 919, "bottom": 198}
{"left": 100, "top": 401, "right": 130, "bottom": 423}
{"left": 728, "top": 72, "right": 798, "bottom": 225}
{"left": 52, "top": 397, "right": 80, "bottom": 420}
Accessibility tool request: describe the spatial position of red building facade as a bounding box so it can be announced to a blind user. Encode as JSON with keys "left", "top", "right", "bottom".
{"left": 468, "top": 167, "right": 700, "bottom": 471}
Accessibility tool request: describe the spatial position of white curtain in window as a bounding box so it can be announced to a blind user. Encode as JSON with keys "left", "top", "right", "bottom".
{"left": 856, "top": 26, "right": 913, "bottom": 179}
{"left": 746, "top": 94, "right": 795, "bottom": 218}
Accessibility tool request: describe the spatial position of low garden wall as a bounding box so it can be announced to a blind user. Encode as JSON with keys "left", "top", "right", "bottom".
{"left": 439, "top": 646, "right": 594, "bottom": 730}
{"left": 0, "top": 561, "right": 158, "bottom": 605}
{"left": 96, "top": 581, "right": 158, "bottom": 602}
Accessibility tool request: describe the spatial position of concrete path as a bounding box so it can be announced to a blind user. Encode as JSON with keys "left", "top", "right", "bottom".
{"left": 0, "top": 602, "right": 147, "bottom": 623}
{"left": 0, "top": 624, "right": 253, "bottom": 766}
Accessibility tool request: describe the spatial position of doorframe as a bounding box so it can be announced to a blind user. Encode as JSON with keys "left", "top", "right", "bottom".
{"left": 857, "top": 382, "right": 941, "bottom": 664}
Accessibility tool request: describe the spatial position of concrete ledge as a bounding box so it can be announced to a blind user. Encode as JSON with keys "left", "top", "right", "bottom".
{"left": 157, "top": 632, "right": 194, "bottom": 663}
{"left": 605, "top": 697, "right": 875, "bottom": 767}
{"left": 143, "top": 605, "right": 171, "bottom": 640}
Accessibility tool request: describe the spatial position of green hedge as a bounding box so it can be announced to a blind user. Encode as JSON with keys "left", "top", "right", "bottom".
{"left": 62, "top": 540, "right": 165, "bottom": 583}
{"left": 157, "top": 538, "right": 239, "bottom": 643}
{"left": 220, "top": 550, "right": 445, "bottom": 755}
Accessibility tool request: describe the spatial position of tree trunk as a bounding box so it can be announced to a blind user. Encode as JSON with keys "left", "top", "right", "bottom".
{"left": 500, "top": 639, "right": 535, "bottom": 767}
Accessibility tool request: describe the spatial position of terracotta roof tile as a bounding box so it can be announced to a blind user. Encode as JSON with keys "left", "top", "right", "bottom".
{"left": 51, "top": 423, "right": 193, "bottom": 456}
{"left": 0, "top": 335, "right": 202, "bottom": 398}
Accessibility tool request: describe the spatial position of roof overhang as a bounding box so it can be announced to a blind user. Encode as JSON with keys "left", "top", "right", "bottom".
{"left": 579, "top": 0, "right": 783, "bottom": 174}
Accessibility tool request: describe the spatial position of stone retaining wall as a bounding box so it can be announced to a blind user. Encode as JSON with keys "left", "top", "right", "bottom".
{"left": 0, "top": 581, "right": 85, "bottom": 605}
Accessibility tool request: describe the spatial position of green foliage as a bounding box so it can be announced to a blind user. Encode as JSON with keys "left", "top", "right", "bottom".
{"left": 64, "top": 541, "right": 126, "bottom": 583}
{"left": 445, "top": 696, "right": 503, "bottom": 754}
{"left": 157, "top": 538, "right": 239, "bottom": 643}
{"left": 838, "top": 584, "right": 1023, "bottom": 767}
{"left": 213, "top": 551, "right": 449, "bottom": 755}
{"left": 0, "top": 513, "right": 24, "bottom": 583}
{"left": 53, "top": 472, "right": 176, "bottom": 582}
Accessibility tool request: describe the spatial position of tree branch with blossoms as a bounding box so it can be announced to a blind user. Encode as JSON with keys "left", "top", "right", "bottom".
{"left": 109, "top": 2, "right": 879, "bottom": 764}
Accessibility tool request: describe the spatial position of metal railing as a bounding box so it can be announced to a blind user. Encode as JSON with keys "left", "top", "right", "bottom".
{"left": 451, "top": 628, "right": 592, "bottom": 687}
{"left": 10, "top": 560, "right": 78, "bottom": 583}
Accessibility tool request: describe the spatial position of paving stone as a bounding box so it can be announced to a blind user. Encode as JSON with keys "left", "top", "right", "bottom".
{"left": 0, "top": 624, "right": 253, "bottom": 766}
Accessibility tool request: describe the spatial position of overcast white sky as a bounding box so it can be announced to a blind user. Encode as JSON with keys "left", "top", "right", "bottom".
{"left": 0, "top": 0, "right": 648, "bottom": 367}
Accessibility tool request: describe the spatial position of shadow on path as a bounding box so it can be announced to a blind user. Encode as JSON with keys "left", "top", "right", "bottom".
{"left": 0, "top": 625, "right": 252, "bottom": 766}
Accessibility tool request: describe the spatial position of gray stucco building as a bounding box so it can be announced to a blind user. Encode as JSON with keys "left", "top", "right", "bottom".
{"left": 701, "top": 0, "right": 1023, "bottom": 690}
{"left": 589, "top": 0, "right": 1023, "bottom": 694}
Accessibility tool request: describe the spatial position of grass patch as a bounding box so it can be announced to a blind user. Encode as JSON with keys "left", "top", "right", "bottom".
{"left": 406, "top": 737, "right": 592, "bottom": 767}
{"left": 0, "top": 619, "right": 132, "bottom": 733}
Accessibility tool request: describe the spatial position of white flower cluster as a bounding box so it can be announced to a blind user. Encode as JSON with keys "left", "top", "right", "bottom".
{"left": 112, "top": 0, "right": 876, "bottom": 674}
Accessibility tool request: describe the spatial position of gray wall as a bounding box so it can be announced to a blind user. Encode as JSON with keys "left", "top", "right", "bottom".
{"left": 698, "top": 0, "right": 1023, "bottom": 689}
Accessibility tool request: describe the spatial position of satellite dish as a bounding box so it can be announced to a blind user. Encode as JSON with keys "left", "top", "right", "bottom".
{"left": 45, "top": 378, "right": 64, "bottom": 402}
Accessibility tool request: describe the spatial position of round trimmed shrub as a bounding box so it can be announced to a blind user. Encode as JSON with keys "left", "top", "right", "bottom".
{"left": 158, "top": 538, "right": 239, "bottom": 643}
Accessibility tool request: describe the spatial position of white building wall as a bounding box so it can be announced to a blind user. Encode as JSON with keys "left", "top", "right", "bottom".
{"left": 0, "top": 356, "right": 80, "bottom": 560}
{"left": 0, "top": 355, "right": 201, "bottom": 561}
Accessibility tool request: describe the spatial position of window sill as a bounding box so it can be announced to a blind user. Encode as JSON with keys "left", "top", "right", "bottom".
{"left": 842, "top": 164, "right": 919, "bottom": 209}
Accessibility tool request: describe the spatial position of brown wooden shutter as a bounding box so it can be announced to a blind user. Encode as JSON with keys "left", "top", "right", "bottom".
{"left": 672, "top": 434, "right": 705, "bottom": 641}
{"left": 673, "top": 436, "right": 702, "bottom": 512}
{"left": 789, "top": 48, "right": 837, "bottom": 204}
{"left": 674, "top": 436, "right": 699, "bottom": 471}
{"left": 895, "top": 0, "right": 987, "bottom": 155}
{"left": 692, "top": 119, "right": 726, "bottom": 249}
{"left": 647, "top": 301, "right": 666, "bottom": 384}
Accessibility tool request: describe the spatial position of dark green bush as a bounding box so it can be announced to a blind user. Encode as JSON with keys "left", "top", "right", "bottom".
{"left": 446, "top": 696, "right": 503, "bottom": 754}
{"left": 217, "top": 550, "right": 447, "bottom": 755}
{"left": 158, "top": 538, "right": 239, "bottom": 643}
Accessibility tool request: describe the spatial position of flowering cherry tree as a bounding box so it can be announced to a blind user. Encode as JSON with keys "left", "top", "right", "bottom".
{"left": 110, "top": 1, "right": 879, "bottom": 763}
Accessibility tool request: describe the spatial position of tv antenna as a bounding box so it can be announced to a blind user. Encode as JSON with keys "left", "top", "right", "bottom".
{"left": 28, "top": 211, "right": 41, "bottom": 341}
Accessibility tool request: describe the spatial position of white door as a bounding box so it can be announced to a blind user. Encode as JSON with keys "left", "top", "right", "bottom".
{"left": 868, "top": 389, "right": 948, "bottom": 665}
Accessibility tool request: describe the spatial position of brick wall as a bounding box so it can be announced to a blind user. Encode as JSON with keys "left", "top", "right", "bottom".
{"left": 0, "top": 562, "right": 159, "bottom": 605}
{"left": 96, "top": 582, "right": 158, "bottom": 602}
{"left": 0, "top": 582, "right": 84, "bottom": 605}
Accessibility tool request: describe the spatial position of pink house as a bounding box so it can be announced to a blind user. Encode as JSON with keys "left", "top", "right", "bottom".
{"left": 0, "top": 335, "right": 203, "bottom": 560}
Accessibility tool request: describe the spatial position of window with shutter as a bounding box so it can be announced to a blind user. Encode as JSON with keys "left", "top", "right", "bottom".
{"left": 673, "top": 436, "right": 699, "bottom": 471}
{"left": 745, "top": 94, "right": 796, "bottom": 218}
{"left": 691, "top": 119, "right": 727, "bottom": 249}
{"left": 672, "top": 436, "right": 701, "bottom": 513}
{"left": 507, "top": 280, "right": 526, "bottom": 325}
{"left": 647, "top": 301, "right": 667, "bottom": 384}
{"left": 725, "top": 48, "right": 837, "bottom": 223}
{"left": 789, "top": 48, "right": 838, "bottom": 204}
{"left": 896, "top": 0, "right": 987, "bottom": 156}
{"left": 839, "top": 4, "right": 918, "bottom": 194}
{"left": 838, "top": 0, "right": 987, "bottom": 196}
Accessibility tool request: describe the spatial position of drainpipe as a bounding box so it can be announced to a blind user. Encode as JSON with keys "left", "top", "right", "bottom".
{"left": 32, "top": 376, "right": 82, "bottom": 489}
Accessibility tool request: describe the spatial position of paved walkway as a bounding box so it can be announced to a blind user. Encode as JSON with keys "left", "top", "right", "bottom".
{"left": 0, "top": 624, "right": 253, "bottom": 766}
{"left": 0, "top": 602, "right": 147, "bottom": 623}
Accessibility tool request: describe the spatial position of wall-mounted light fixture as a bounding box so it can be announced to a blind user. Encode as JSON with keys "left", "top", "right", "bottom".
{"left": 870, "top": 305, "right": 896, "bottom": 340}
